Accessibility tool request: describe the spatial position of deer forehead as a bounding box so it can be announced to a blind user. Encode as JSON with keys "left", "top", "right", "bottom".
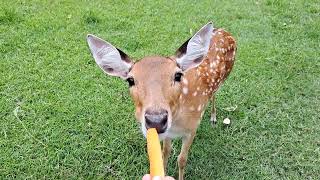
{"left": 130, "top": 56, "right": 178, "bottom": 80}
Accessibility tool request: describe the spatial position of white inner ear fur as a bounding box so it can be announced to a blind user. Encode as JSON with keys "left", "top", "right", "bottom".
{"left": 177, "top": 22, "right": 214, "bottom": 71}
{"left": 87, "top": 34, "right": 132, "bottom": 79}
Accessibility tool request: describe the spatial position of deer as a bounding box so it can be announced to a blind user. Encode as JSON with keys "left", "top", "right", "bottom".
{"left": 86, "top": 22, "right": 236, "bottom": 180}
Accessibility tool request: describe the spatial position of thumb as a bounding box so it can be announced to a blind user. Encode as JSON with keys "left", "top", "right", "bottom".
{"left": 152, "top": 176, "right": 175, "bottom": 180}
{"left": 152, "top": 176, "right": 162, "bottom": 180}
{"left": 164, "top": 176, "right": 175, "bottom": 180}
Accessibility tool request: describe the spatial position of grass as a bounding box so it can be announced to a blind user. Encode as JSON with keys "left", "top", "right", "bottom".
{"left": 0, "top": 0, "right": 319, "bottom": 179}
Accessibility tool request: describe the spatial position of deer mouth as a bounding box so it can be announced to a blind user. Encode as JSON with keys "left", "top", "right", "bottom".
{"left": 141, "top": 118, "right": 171, "bottom": 140}
{"left": 146, "top": 123, "right": 168, "bottom": 134}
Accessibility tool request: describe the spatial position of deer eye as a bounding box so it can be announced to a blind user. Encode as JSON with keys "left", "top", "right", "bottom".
{"left": 174, "top": 72, "right": 183, "bottom": 82}
{"left": 126, "top": 77, "right": 135, "bottom": 87}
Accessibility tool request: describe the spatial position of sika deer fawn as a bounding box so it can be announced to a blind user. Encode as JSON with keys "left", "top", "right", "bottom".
{"left": 87, "top": 22, "right": 236, "bottom": 180}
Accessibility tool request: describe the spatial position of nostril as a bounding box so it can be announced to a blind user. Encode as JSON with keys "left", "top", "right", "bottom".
{"left": 144, "top": 114, "right": 152, "bottom": 127}
{"left": 160, "top": 114, "right": 168, "bottom": 125}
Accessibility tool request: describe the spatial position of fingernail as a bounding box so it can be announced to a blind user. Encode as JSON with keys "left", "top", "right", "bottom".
{"left": 152, "top": 176, "right": 161, "bottom": 180}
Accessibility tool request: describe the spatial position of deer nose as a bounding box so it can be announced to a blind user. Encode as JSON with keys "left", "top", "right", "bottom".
{"left": 144, "top": 109, "right": 168, "bottom": 134}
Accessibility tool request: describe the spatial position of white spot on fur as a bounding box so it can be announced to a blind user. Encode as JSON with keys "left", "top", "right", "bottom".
{"left": 212, "top": 61, "right": 217, "bottom": 67}
{"left": 197, "top": 105, "right": 201, "bottom": 111}
{"left": 221, "top": 64, "right": 226, "bottom": 71}
{"left": 183, "top": 87, "right": 188, "bottom": 94}
{"left": 193, "top": 91, "right": 197, "bottom": 96}
{"left": 183, "top": 78, "right": 188, "bottom": 85}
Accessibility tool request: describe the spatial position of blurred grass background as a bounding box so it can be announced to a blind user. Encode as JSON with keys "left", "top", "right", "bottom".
{"left": 1, "top": 0, "right": 319, "bottom": 179}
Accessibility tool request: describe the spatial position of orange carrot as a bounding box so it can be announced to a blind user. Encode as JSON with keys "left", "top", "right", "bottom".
{"left": 147, "top": 128, "right": 165, "bottom": 177}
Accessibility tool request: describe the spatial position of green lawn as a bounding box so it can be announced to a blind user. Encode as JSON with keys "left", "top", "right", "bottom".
{"left": 1, "top": 0, "right": 319, "bottom": 179}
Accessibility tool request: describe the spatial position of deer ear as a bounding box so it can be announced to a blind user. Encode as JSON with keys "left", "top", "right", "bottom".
{"left": 87, "top": 34, "right": 133, "bottom": 79}
{"left": 175, "top": 22, "right": 213, "bottom": 71}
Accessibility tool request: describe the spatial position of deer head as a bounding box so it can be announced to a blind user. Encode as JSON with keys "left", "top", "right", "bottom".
{"left": 87, "top": 22, "right": 213, "bottom": 137}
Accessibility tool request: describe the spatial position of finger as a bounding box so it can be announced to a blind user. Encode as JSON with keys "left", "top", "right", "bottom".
{"left": 142, "top": 174, "right": 151, "bottom": 180}
{"left": 165, "top": 176, "right": 175, "bottom": 180}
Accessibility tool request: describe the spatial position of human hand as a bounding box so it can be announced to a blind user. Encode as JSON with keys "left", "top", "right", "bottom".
{"left": 142, "top": 174, "right": 175, "bottom": 180}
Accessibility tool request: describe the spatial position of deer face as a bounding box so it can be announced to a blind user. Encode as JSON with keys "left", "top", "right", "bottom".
{"left": 87, "top": 23, "right": 213, "bottom": 136}
{"left": 128, "top": 57, "right": 181, "bottom": 136}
